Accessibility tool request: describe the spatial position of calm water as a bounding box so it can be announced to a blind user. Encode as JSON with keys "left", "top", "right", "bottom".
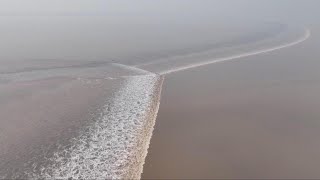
{"left": 142, "top": 26, "right": 320, "bottom": 178}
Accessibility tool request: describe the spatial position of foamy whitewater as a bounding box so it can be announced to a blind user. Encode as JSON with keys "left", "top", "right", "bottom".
{"left": 26, "top": 75, "right": 163, "bottom": 179}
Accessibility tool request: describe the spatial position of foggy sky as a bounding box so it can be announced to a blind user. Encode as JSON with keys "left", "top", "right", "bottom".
{"left": 0, "top": 0, "right": 319, "bottom": 24}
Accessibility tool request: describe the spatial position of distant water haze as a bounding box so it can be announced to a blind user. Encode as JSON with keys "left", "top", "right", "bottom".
{"left": 0, "top": 0, "right": 319, "bottom": 62}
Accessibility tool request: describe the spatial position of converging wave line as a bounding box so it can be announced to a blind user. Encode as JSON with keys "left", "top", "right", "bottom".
{"left": 158, "top": 28, "right": 311, "bottom": 75}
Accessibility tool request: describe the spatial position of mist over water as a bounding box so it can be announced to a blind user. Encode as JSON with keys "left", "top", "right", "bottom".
{"left": 0, "top": 0, "right": 319, "bottom": 63}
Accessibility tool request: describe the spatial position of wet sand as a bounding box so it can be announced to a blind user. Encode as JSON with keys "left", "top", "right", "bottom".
{"left": 142, "top": 27, "right": 320, "bottom": 179}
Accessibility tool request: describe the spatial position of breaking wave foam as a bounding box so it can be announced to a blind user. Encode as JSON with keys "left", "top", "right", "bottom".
{"left": 29, "top": 74, "right": 163, "bottom": 179}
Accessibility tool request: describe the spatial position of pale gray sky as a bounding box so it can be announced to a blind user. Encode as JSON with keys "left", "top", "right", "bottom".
{"left": 0, "top": 0, "right": 105, "bottom": 15}
{"left": 0, "top": 0, "right": 318, "bottom": 23}
{"left": 0, "top": 0, "right": 318, "bottom": 25}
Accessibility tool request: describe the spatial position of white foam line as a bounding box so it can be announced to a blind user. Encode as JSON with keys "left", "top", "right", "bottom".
{"left": 159, "top": 28, "right": 311, "bottom": 75}
{"left": 112, "top": 63, "right": 152, "bottom": 75}
{"left": 29, "top": 74, "right": 163, "bottom": 179}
